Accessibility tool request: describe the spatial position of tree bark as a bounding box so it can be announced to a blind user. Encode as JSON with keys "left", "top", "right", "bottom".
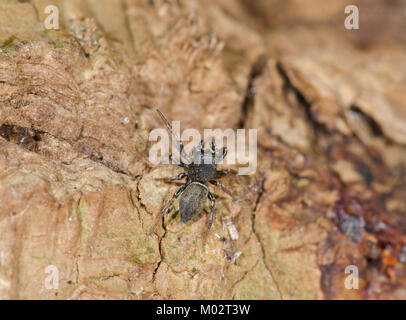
{"left": 0, "top": 0, "right": 405, "bottom": 299}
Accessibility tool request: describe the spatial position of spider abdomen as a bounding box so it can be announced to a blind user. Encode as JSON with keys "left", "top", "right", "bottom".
{"left": 180, "top": 182, "right": 208, "bottom": 223}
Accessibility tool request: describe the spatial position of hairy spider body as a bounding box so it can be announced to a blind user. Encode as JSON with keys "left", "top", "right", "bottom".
{"left": 180, "top": 182, "right": 208, "bottom": 223}
{"left": 187, "top": 162, "right": 216, "bottom": 182}
{"left": 155, "top": 109, "right": 231, "bottom": 231}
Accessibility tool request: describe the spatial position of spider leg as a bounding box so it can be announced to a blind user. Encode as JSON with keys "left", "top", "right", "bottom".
{"left": 201, "top": 140, "right": 215, "bottom": 165}
{"left": 214, "top": 169, "right": 229, "bottom": 178}
{"left": 151, "top": 180, "right": 191, "bottom": 233}
{"left": 210, "top": 180, "right": 232, "bottom": 196}
{"left": 209, "top": 141, "right": 218, "bottom": 165}
{"left": 215, "top": 147, "right": 228, "bottom": 163}
{"left": 176, "top": 140, "right": 193, "bottom": 164}
{"left": 170, "top": 154, "right": 187, "bottom": 168}
{"left": 160, "top": 181, "right": 190, "bottom": 218}
{"left": 207, "top": 191, "right": 216, "bottom": 231}
{"left": 192, "top": 140, "right": 205, "bottom": 164}
{"left": 156, "top": 172, "right": 187, "bottom": 182}
{"left": 156, "top": 109, "right": 192, "bottom": 163}
{"left": 198, "top": 140, "right": 205, "bottom": 151}
{"left": 210, "top": 141, "right": 218, "bottom": 154}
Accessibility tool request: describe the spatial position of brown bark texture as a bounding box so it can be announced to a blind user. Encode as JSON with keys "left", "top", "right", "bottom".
{"left": 0, "top": 0, "right": 406, "bottom": 299}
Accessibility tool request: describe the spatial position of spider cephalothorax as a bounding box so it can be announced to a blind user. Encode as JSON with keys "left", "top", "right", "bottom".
{"left": 155, "top": 109, "right": 230, "bottom": 231}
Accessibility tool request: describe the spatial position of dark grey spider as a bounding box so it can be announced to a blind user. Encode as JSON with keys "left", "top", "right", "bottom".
{"left": 155, "top": 109, "right": 231, "bottom": 231}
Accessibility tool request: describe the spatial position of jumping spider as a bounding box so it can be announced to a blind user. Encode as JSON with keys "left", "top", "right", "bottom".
{"left": 155, "top": 109, "right": 231, "bottom": 232}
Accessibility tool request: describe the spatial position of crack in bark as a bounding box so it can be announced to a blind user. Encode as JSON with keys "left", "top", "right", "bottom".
{"left": 231, "top": 258, "right": 259, "bottom": 299}
{"left": 99, "top": 273, "right": 121, "bottom": 281}
{"left": 252, "top": 220, "right": 284, "bottom": 299}
{"left": 0, "top": 123, "right": 139, "bottom": 178}
{"left": 276, "top": 62, "right": 329, "bottom": 147}
{"left": 152, "top": 212, "right": 167, "bottom": 285}
{"left": 238, "top": 54, "right": 268, "bottom": 129}
{"left": 250, "top": 173, "right": 284, "bottom": 299}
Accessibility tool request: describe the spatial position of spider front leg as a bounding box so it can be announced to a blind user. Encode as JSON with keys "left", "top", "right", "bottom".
{"left": 192, "top": 140, "right": 205, "bottom": 164}
{"left": 216, "top": 147, "right": 228, "bottom": 163}
{"left": 210, "top": 141, "right": 218, "bottom": 154}
{"left": 211, "top": 141, "right": 227, "bottom": 164}
{"left": 170, "top": 153, "right": 187, "bottom": 168}
{"left": 156, "top": 109, "right": 192, "bottom": 164}
{"left": 175, "top": 140, "right": 193, "bottom": 164}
